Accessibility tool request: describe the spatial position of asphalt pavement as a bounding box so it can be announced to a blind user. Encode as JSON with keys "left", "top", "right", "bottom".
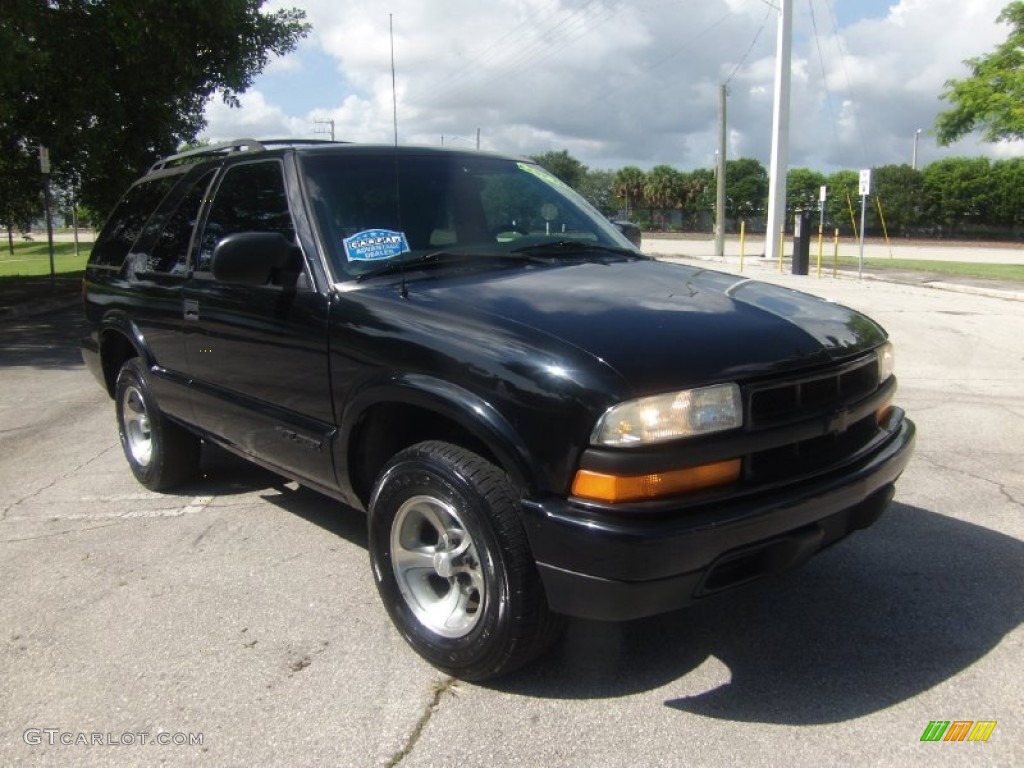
{"left": 1, "top": 251, "right": 1022, "bottom": 767}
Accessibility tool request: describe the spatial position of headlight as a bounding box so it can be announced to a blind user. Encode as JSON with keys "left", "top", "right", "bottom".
{"left": 877, "top": 342, "right": 895, "bottom": 383}
{"left": 592, "top": 383, "right": 743, "bottom": 447}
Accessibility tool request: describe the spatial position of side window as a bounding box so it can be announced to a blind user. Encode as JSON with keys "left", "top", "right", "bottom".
{"left": 125, "top": 169, "right": 216, "bottom": 278}
{"left": 90, "top": 175, "right": 178, "bottom": 268}
{"left": 131, "top": 169, "right": 216, "bottom": 276}
{"left": 197, "top": 161, "right": 295, "bottom": 273}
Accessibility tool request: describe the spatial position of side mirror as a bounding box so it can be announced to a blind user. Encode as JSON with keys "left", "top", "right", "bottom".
{"left": 212, "top": 232, "right": 295, "bottom": 285}
{"left": 611, "top": 220, "right": 642, "bottom": 248}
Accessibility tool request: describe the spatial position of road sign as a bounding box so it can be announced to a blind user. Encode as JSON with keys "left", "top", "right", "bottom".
{"left": 859, "top": 169, "right": 871, "bottom": 196}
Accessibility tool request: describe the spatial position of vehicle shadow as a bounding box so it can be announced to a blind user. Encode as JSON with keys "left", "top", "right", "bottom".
{"left": 0, "top": 304, "right": 88, "bottom": 370}
{"left": 182, "top": 443, "right": 368, "bottom": 549}
{"left": 159, "top": 449, "right": 1023, "bottom": 721}
{"left": 493, "top": 502, "right": 1024, "bottom": 722}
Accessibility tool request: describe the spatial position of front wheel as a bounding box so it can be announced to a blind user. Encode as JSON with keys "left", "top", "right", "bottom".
{"left": 368, "top": 441, "right": 562, "bottom": 680}
{"left": 115, "top": 358, "right": 200, "bottom": 491}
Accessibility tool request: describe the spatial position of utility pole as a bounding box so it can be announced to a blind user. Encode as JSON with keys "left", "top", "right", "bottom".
{"left": 313, "top": 118, "right": 335, "bottom": 141}
{"left": 765, "top": 0, "right": 792, "bottom": 262}
{"left": 715, "top": 83, "right": 727, "bottom": 258}
{"left": 911, "top": 128, "right": 922, "bottom": 170}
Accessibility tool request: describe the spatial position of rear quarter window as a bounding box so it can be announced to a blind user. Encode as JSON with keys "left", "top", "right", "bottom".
{"left": 125, "top": 169, "right": 217, "bottom": 277}
{"left": 89, "top": 175, "right": 180, "bottom": 268}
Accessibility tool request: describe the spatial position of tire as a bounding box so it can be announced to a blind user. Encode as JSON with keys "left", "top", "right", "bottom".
{"left": 114, "top": 358, "right": 200, "bottom": 491}
{"left": 369, "top": 441, "right": 563, "bottom": 681}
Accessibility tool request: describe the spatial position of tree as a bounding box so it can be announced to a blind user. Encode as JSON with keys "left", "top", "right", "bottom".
{"left": 577, "top": 169, "right": 616, "bottom": 215}
{"left": 935, "top": 2, "right": 1024, "bottom": 144}
{"left": 921, "top": 157, "right": 994, "bottom": 233}
{"left": 1, "top": 1, "right": 310, "bottom": 215}
{"left": 644, "top": 165, "right": 685, "bottom": 230}
{"left": 680, "top": 168, "right": 714, "bottom": 230}
{"left": 0, "top": 142, "right": 42, "bottom": 253}
{"left": 612, "top": 166, "right": 646, "bottom": 217}
{"left": 823, "top": 170, "right": 860, "bottom": 235}
{"left": 529, "top": 150, "right": 587, "bottom": 189}
{"left": 989, "top": 157, "right": 1024, "bottom": 227}
{"left": 724, "top": 158, "right": 768, "bottom": 220}
{"left": 786, "top": 168, "right": 826, "bottom": 217}
{"left": 870, "top": 165, "right": 924, "bottom": 236}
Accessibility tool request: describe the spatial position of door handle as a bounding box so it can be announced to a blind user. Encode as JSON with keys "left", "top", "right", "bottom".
{"left": 183, "top": 298, "right": 200, "bottom": 321}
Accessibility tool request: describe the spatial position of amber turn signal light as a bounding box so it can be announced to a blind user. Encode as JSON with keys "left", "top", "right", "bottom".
{"left": 572, "top": 459, "right": 742, "bottom": 503}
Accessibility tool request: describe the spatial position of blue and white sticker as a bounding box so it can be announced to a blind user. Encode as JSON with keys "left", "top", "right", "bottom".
{"left": 343, "top": 229, "right": 410, "bottom": 262}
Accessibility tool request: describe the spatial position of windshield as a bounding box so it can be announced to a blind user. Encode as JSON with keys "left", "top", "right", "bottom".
{"left": 299, "top": 151, "right": 637, "bottom": 281}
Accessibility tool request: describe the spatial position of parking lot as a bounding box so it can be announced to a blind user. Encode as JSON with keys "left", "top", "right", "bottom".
{"left": 1, "top": 259, "right": 1022, "bottom": 767}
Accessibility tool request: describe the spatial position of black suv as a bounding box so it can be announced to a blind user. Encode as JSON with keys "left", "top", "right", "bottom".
{"left": 83, "top": 139, "right": 915, "bottom": 680}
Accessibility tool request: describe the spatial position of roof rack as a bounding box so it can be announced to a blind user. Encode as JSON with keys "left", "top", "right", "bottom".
{"left": 257, "top": 139, "right": 348, "bottom": 149}
{"left": 147, "top": 138, "right": 345, "bottom": 174}
{"left": 148, "top": 139, "right": 266, "bottom": 173}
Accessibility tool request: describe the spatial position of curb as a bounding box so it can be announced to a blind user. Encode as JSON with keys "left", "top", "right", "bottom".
{"left": 649, "top": 252, "right": 1024, "bottom": 303}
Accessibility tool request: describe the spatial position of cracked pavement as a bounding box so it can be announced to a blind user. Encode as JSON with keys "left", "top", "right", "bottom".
{"left": 2, "top": 266, "right": 1022, "bottom": 767}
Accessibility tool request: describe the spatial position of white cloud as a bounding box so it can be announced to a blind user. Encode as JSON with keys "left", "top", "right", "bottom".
{"left": 203, "top": 90, "right": 305, "bottom": 140}
{"left": 202, "top": 0, "right": 1024, "bottom": 172}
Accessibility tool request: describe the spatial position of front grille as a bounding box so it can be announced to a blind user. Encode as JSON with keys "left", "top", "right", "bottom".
{"left": 746, "top": 415, "right": 879, "bottom": 483}
{"left": 743, "top": 355, "right": 884, "bottom": 485}
{"left": 748, "top": 356, "right": 879, "bottom": 427}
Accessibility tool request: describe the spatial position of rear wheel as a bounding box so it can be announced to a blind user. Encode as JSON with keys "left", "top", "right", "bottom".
{"left": 369, "top": 441, "right": 562, "bottom": 680}
{"left": 115, "top": 358, "right": 200, "bottom": 491}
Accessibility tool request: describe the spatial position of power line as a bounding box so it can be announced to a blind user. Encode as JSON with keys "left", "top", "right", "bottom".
{"left": 725, "top": 3, "right": 774, "bottom": 85}
{"left": 411, "top": 0, "right": 609, "bottom": 107}
{"left": 806, "top": 0, "right": 841, "bottom": 148}
{"left": 819, "top": 0, "right": 869, "bottom": 166}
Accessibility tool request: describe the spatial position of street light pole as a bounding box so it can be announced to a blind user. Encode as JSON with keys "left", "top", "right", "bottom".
{"left": 765, "top": 0, "right": 793, "bottom": 263}
{"left": 911, "top": 128, "right": 922, "bottom": 170}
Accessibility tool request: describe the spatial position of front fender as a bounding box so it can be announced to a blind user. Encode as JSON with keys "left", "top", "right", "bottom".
{"left": 338, "top": 372, "right": 543, "bottom": 501}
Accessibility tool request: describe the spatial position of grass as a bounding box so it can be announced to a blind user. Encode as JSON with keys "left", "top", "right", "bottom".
{"left": 0, "top": 240, "right": 91, "bottom": 278}
{"left": 828, "top": 255, "right": 1024, "bottom": 282}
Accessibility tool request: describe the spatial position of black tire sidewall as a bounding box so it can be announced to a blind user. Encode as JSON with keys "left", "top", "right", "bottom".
{"left": 114, "top": 359, "right": 170, "bottom": 490}
{"left": 369, "top": 451, "right": 516, "bottom": 677}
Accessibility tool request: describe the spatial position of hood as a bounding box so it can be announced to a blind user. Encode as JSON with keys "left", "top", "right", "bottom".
{"left": 402, "top": 259, "right": 887, "bottom": 395}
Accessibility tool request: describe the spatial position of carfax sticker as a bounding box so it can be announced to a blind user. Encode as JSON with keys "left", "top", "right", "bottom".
{"left": 343, "top": 229, "right": 410, "bottom": 262}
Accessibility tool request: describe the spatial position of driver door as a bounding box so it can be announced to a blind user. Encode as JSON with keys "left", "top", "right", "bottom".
{"left": 184, "top": 158, "right": 337, "bottom": 489}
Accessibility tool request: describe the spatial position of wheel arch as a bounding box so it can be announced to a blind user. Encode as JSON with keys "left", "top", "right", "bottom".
{"left": 97, "top": 314, "right": 151, "bottom": 396}
{"left": 340, "top": 374, "right": 542, "bottom": 509}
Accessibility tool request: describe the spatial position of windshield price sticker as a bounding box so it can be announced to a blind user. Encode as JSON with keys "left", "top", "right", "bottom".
{"left": 517, "top": 162, "right": 570, "bottom": 190}
{"left": 343, "top": 229, "right": 410, "bottom": 262}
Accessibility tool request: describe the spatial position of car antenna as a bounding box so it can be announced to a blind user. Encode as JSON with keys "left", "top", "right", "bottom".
{"left": 390, "top": 14, "right": 407, "bottom": 300}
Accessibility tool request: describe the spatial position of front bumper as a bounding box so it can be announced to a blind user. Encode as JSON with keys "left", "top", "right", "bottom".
{"left": 520, "top": 416, "right": 915, "bottom": 621}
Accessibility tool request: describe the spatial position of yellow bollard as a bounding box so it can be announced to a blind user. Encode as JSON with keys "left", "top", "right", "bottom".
{"left": 739, "top": 220, "right": 746, "bottom": 272}
{"left": 832, "top": 228, "right": 839, "bottom": 278}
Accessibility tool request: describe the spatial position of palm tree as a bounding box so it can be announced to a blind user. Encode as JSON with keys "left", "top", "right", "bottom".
{"left": 613, "top": 166, "right": 646, "bottom": 218}
{"left": 643, "top": 165, "right": 684, "bottom": 230}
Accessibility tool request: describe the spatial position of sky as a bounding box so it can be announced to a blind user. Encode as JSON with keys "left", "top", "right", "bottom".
{"left": 200, "top": 0, "right": 1024, "bottom": 174}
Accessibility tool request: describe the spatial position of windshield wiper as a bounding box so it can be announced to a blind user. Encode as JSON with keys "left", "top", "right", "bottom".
{"left": 509, "top": 240, "right": 641, "bottom": 259}
{"left": 355, "top": 249, "right": 552, "bottom": 282}
{"left": 355, "top": 251, "right": 462, "bottom": 282}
